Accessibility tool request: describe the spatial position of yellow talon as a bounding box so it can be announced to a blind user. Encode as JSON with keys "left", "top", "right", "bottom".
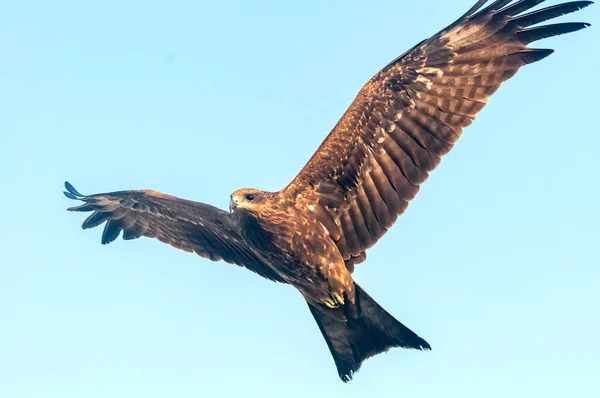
{"left": 332, "top": 293, "right": 345, "bottom": 306}
{"left": 322, "top": 298, "right": 338, "bottom": 308}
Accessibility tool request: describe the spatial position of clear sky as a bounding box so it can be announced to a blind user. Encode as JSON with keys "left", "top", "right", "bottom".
{"left": 1, "top": 1, "right": 599, "bottom": 397}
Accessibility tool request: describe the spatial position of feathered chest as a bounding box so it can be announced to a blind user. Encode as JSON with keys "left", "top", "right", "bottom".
{"left": 234, "top": 204, "right": 340, "bottom": 275}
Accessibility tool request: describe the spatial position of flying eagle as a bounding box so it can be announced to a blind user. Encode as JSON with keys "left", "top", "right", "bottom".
{"left": 65, "top": 0, "right": 592, "bottom": 382}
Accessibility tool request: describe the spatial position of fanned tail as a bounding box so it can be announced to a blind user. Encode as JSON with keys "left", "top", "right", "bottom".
{"left": 307, "top": 284, "right": 430, "bottom": 382}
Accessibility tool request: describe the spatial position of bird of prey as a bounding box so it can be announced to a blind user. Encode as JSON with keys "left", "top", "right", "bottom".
{"left": 65, "top": 0, "right": 592, "bottom": 382}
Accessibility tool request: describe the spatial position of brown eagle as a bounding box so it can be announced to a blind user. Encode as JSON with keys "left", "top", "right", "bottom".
{"left": 65, "top": 0, "right": 592, "bottom": 382}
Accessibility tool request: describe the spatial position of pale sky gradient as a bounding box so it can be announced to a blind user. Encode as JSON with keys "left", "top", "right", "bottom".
{"left": 1, "top": 1, "right": 599, "bottom": 397}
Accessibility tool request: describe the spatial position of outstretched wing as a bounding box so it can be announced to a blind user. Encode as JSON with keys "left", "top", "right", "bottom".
{"left": 283, "top": 0, "right": 592, "bottom": 270}
{"left": 64, "top": 182, "right": 285, "bottom": 282}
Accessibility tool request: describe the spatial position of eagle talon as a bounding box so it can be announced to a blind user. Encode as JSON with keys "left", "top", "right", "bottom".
{"left": 332, "top": 292, "right": 345, "bottom": 306}
{"left": 321, "top": 292, "right": 345, "bottom": 308}
{"left": 322, "top": 298, "right": 338, "bottom": 308}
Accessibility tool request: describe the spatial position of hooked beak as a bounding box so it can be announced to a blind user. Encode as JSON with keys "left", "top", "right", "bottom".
{"left": 229, "top": 195, "right": 239, "bottom": 212}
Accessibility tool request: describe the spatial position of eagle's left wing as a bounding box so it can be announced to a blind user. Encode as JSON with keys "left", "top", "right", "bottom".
{"left": 282, "top": 0, "right": 592, "bottom": 271}
{"left": 64, "top": 182, "right": 285, "bottom": 282}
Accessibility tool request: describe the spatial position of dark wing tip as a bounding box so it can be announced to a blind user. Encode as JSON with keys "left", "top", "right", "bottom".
{"left": 101, "top": 221, "right": 122, "bottom": 245}
{"left": 64, "top": 181, "right": 86, "bottom": 199}
{"left": 65, "top": 181, "right": 95, "bottom": 211}
{"left": 520, "top": 48, "right": 555, "bottom": 64}
{"left": 63, "top": 191, "right": 80, "bottom": 200}
{"left": 576, "top": 1, "right": 594, "bottom": 9}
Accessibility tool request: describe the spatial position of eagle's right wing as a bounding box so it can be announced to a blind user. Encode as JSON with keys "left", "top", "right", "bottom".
{"left": 282, "top": 0, "right": 592, "bottom": 271}
{"left": 64, "top": 182, "right": 285, "bottom": 283}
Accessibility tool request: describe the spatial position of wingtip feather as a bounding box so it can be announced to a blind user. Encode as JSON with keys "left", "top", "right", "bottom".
{"left": 64, "top": 191, "right": 80, "bottom": 200}
{"left": 519, "top": 48, "right": 555, "bottom": 64}
{"left": 64, "top": 181, "right": 86, "bottom": 199}
{"left": 101, "top": 220, "right": 122, "bottom": 244}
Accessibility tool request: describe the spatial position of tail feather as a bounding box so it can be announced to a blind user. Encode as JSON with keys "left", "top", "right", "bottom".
{"left": 308, "top": 284, "right": 430, "bottom": 382}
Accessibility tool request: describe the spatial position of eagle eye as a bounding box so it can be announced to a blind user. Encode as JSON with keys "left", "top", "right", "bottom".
{"left": 245, "top": 193, "right": 255, "bottom": 201}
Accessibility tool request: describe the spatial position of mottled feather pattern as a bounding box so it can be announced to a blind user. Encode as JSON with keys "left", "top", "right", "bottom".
{"left": 285, "top": 0, "right": 592, "bottom": 267}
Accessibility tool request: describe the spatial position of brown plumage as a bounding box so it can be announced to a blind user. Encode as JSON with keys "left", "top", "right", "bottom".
{"left": 64, "top": 0, "right": 592, "bottom": 382}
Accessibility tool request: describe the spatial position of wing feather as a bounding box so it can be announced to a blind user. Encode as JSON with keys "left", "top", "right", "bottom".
{"left": 282, "top": 0, "right": 592, "bottom": 270}
{"left": 355, "top": 186, "right": 386, "bottom": 240}
{"left": 362, "top": 173, "right": 395, "bottom": 229}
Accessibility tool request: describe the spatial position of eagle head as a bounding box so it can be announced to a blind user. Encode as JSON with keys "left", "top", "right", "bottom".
{"left": 229, "top": 188, "right": 269, "bottom": 213}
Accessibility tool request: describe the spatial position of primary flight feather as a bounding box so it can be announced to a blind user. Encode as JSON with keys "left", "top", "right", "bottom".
{"left": 65, "top": 0, "right": 592, "bottom": 382}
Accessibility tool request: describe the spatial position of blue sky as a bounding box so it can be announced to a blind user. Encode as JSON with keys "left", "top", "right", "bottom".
{"left": 1, "top": 0, "right": 599, "bottom": 397}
